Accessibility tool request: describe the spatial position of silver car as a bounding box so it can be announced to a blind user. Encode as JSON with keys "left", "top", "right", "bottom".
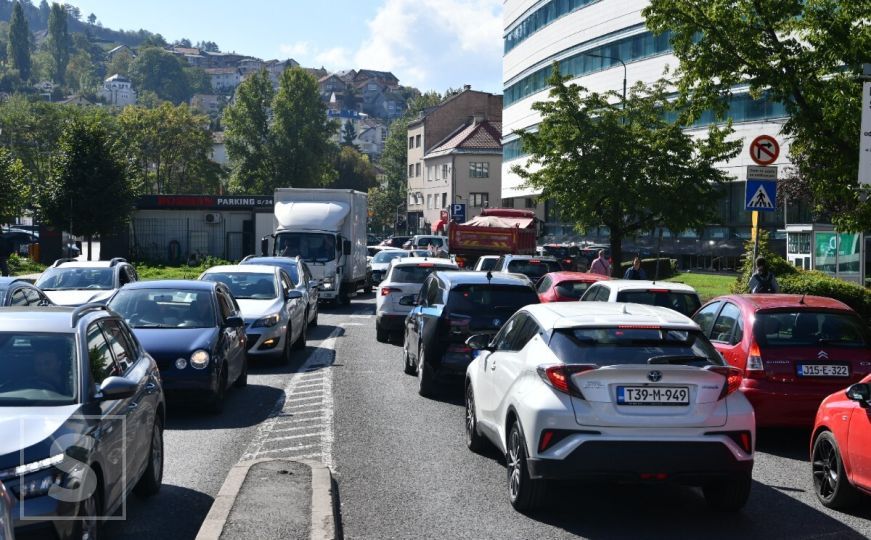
{"left": 0, "top": 480, "right": 12, "bottom": 540}
{"left": 200, "top": 265, "right": 307, "bottom": 363}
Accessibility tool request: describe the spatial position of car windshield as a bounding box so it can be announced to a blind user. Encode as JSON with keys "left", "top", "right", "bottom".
{"left": 554, "top": 281, "right": 593, "bottom": 300}
{"left": 242, "top": 259, "right": 299, "bottom": 284}
{"left": 447, "top": 284, "right": 539, "bottom": 315}
{"left": 36, "top": 267, "right": 113, "bottom": 291}
{"left": 476, "top": 258, "right": 498, "bottom": 271}
{"left": 548, "top": 327, "right": 722, "bottom": 367}
{"left": 0, "top": 333, "right": 77, "bottom": 405}
{"left": 754, "top": 311, "right": 869, "bottom": 348}
{"left": 416, "top": 237, "right": 443, "bottom": 247}
{"left": 389, "top": 265, "right": 456, "bottom": 284}
{"left": 109, "top": 289, "right": 216, "bottom": 329}
{"left": 373, "top": 251, "right": 408, "bottom": 264}
{"left": 543, "top": 246, "right": 573, "bottom": 258}
{"left": 275, "top": 233, "right": 336, "bottom": 263}
{"left": 202, "top": 272, "right": 276, "bottom": 300}
{"left": 616, "top": 290, "right": 701, "bottom": 318}
{"left": 506, "top": 259, "right": 562, "bottom": 281}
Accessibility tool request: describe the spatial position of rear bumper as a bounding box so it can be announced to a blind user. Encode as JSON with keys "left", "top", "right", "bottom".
{"left": 741, "top": 381, "right": 834, "bottom": 427}
{"left": 376, "top": 313, "right": 406, "bottom": 332}
{"left": 527, "top": 440, "right": 753, "bottom": 484}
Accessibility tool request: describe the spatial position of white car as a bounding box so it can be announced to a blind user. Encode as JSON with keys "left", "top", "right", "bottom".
{"left": 580, "top": 279, "right": 702, "bottom": 318}
{"left": 35, "top": 258, "right": 138, "bottom": 306}
{"left": 369, "top": 249, "right": 410, "bottom": 284}
{"left": 375, "top": 257, "right": 459, "bottom": 343}
{"left": 464, "top": 302, "right": 754, "bottom": 512}
{"left": 200, "top": 264, "right": 307, "bottom": 363}
{"left": 473, "top": 255, "right": 500, "bottom": 272}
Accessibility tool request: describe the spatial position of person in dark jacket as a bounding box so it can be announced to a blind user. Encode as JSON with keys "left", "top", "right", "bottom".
{"left": 749, "top": 256, "right": 779, "bottom": 294}
{"left": 623, "top": 256, "right": 647, "bottom": 280}
{"left": 0, "top": 233, "right": 13, "bottom": 277}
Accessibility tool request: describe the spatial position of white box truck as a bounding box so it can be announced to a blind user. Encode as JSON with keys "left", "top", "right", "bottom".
{"left": 263, "top": 188, "right": 368, "bottom": 304}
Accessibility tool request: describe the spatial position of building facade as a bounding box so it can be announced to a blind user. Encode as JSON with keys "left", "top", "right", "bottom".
{"left": 501, "top": 0, "right": 810, "bottom": 253}
{"left": 101, "top": 74, "right": 137, "bottom": 107}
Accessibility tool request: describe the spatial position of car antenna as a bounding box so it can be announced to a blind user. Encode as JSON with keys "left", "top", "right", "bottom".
{"left": 486, "top": 270, "right": 492, "bottom": 284}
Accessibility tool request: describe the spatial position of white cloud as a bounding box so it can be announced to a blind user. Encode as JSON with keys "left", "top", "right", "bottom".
{"left": 352, "top": 0, "right": 502, "bottom": 92}
{"left": 315, "top": 47, "right": 352, "bottom": 70}
{"left": 279, "top": 41, "right": 311, "bottom": 58}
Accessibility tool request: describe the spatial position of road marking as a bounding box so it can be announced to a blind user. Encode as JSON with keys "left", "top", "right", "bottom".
{"left": 255, "top": 443, "right": 320, "bottom": 456}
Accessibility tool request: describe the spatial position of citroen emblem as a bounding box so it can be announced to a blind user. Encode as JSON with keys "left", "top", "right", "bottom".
{"left": 648, "top": 370, "right": 663, "bottom": 382}
{"left": 818, "top": 351, "right": 829, "bottom": 360}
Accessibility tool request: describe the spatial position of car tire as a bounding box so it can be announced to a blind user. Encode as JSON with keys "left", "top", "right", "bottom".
{"left": 376, "top": 324, "right": 389, "bottom": 343}
{"left": 812, "top": 431, "right": 859, "bottom": 510}
{"left": 293, "top": 316, "right": 307, "bottom": 350}
{"left": 281, "top": 328, "right": 292, "bottom": 364}
{"left": 338, "top": 285, "right": 351, "bottom": 305}
{"left": 465, "top": 383, "right": 487, "bottom": 453}
{"left": 208, "top": 367, "right": 227, "bottom": 414}
{"left": 73, "top": 477, "right": 102, "bottom": 540}
{"left": 402, "top": 341, "right": 416, "bottom": 375}
{"left": 703, "top": 471, "right": 752, "bottom": 512}
{"left": 133, "top": 416, "right": 164, "bottom": 497}
{"left": 234, "top": 353, "right": 248, "bottom": 388}
{"left": 507, "top": 421, "right": 545, "bottom": 513}
{"left": 417, "top": 347, "right": 436, "bottom": 397}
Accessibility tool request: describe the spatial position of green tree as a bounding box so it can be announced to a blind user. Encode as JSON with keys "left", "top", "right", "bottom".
{"left": 37, "top": 0, "right": 48, "bottom": 24}
{"left": 46, "top": 2, "right": 69, "bottom": 85}
{"left": 106, "top": 48, "right": 133, "bottom": 78}
{"left": 196, "top": 40, "right": 220, "bottom": 52}
{"left": 329, "top": 146, "right": 375, "bottom": 192}
{"left": 40, "top": 118, "right": 133, "bottom": 245}
{"left": 128, "top": 46, "right": 192, "bottom": 104}
{"left": 511, "top": 68, "right": 740, "bottom": 275}
{"left": 644, "top": 0, "right": 871, "bottom": 231}
{"left": 223, "top": 70, "right": 275, "bottom": 193}
{"left": 0, "top": 146, "right": 26, "bottom": 221}
{"left": 86, "top": 12, "right": 96, "bottom": 26}
{"left": 341, "top": 120, "right": 357, "bottom": 147}
{"left": 7, "top": 1, "right": 31, "bottom": 81}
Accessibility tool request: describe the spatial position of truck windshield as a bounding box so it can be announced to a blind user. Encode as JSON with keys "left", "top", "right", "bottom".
{"left": 276, "top": 233, "right": 336, "bottom": 263}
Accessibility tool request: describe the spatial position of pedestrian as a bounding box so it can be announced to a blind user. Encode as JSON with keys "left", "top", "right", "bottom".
{"left": 0, "top": 233, "right": 12, "bottom": 277}
{"left": 749, "top": 256, "right": 779, "bottom": 294}
{"left": 623, "top": 256, "right": 647, "bottom": 280}
{"left": 589, "top": 249, "right": 611, "bottom": 276}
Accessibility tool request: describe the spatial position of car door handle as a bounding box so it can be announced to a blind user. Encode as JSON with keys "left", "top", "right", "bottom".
{"left": 144, "top": 382, "right": 157, "bottom": 393}
{"left": 127, "top": 401, "right": 139, "bottom": 411}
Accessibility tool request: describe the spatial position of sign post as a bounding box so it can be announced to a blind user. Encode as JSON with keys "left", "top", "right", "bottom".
{"left": 746, "top": 165, "right": 778, "bottom": 262}
{"left": 860, "top": 64, "right": 871, "bottom": 186}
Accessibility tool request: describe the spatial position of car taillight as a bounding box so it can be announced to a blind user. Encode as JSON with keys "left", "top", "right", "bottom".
{"left": 537, "top": 364, "right": 597, "bottom": 396}
{"left": 746, "top": 342, "right": 764, "bottom": 379}
{"left": 446, "top": 343, "right": 472, "bottom": 354}
{"left": 705, "top": 365, "right": 744, "bottom": 399}
{"left": 381, "top": 287, "right": 401, "bottom": 296}
{"left": 563, "top": 258, "right": 572, "bottom": 265}
{"left": 538, "top": 429, "right": 577, "bottom": 453}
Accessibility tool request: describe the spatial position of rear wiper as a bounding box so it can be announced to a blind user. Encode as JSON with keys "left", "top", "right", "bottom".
{"left": 647, "top": 355, "right": 711, "bottom": 365}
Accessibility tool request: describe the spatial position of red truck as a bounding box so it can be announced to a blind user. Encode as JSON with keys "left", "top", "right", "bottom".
{"left": 448, "top": 208, "right": 539, "bottom": 269}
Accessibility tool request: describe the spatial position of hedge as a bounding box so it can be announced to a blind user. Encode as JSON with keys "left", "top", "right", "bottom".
{"left": 777, "top": 271, "right": 871, "bottom": 324}
{"left": 619, "top": 258, "right": 678, "bottom": 279}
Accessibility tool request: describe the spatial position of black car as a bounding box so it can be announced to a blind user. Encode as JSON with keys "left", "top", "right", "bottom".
{"left": 0, "top": 304, "right": 165, "bottom": 539}
{"left": 0, "top": 277, "right": 52, "bottom": 306}
{"left": 380, "top": 236, "right": 411, "bottom": 249}
{"left": 401, "top": 271, "right": 540, "bottom": 397}
{"left": 107, "top": 280, "right": 248, "bottom": 413}
{"left": 240, "top": 256, "right": 320, "bottom": 327}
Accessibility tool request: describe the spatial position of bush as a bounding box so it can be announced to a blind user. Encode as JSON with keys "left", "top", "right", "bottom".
{"left": 8, "top": 254, "right": 46, "bottom": 276}
{"left": 619, "top": 258, "right": 677, "bottom": 279}
{"left": 732, "top": 231, "right": 797, "bottom": 293}
{"left": 778, "top": 271, "right": 871, "bottom": 324}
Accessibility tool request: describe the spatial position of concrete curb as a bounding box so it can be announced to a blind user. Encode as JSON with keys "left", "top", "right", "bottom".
{"left": 195, "top": 458, "right": 336, "bottom": 540}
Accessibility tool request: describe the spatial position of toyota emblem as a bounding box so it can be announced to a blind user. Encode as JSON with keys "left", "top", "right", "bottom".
{"left": 647, "top": 370, "right": 663, "bottom": 382}
{"left": 493, "top": 319, "right": 501, "bottom": 327}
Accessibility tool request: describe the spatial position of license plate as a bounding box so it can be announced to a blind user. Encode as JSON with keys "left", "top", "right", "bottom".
{"left": 797, "top": 364, "right": 849, "bottom": 377}
{"left": 616, "top": 386, "right": 689, "bottom": 406}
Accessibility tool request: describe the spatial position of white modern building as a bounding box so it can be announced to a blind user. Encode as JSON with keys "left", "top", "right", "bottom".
{"left": 501, "top": 0, "right": 812, "bottom": 248}
{"left": 101, "top": 74, "right": 137, "bottom": 107}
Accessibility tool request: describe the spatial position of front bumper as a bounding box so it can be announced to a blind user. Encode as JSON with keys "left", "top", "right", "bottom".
{"left": 244, "top": 323, "right": 286, "bottom": 359}
{"left": 11, "top": 485, "right": 78, "bottom": 539}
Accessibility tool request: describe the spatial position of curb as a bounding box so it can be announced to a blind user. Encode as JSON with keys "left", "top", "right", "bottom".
{"left": 195, "top": 458, "right": 336, "bottom": 540}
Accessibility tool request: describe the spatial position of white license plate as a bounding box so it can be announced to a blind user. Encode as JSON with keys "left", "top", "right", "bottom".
{"left": 617, "top": 386, "right": 689, "bottom": 406}
{"left": 797, "top": 364, "right": 849, "bottom": 377}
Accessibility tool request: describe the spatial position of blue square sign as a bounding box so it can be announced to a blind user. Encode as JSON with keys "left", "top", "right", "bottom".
{"left": 451, "top": 203, "right": 466, "bottom": 222}
{"left": 745, "top": 180, "right": 777, "bottom": 212}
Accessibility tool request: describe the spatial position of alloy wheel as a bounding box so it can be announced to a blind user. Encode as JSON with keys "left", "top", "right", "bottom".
{"left": 465, "top": 387, "right": 476, "bottom": 439}
{"left": 812, "top": 437, "right": 838, "bottom": 500}
{"left": 507, "top": 428, "right": 523, "bottom": 501}
{"left": 150, "top": 425, "right": 164, "bottom": 486}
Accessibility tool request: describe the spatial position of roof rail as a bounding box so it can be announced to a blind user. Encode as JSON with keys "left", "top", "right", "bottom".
{"left": 52, "top": 258, "right": 78, "bottom": 268}
{"left": 109, "top": 257, "right": 127, "bottom": 267}
{"left": 70, "top": 303, "right": 111, "bottom": 327}
{"left": 241, "top": 254, "right": 254, "bottom": 262}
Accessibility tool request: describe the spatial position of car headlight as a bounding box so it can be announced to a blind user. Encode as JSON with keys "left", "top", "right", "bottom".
{"left": 0, "top": 454, "right": 65, "bottom": 500}
{"left": 190, "top": 349, "right": 210, "bottom": 369}
{"left": 252, "top": 313, "right": 280, "bottom": 328}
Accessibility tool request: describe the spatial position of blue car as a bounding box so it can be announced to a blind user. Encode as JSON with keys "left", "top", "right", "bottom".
{"left": 0, "top": 277, "right": 51, "bottom": 307}
{"left": 107, "top": 280, "right": 248, "bottom": 413}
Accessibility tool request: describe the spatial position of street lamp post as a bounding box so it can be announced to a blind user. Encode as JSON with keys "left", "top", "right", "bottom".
{"left": 394, "top": 201, "right": 404, "bottom": 237}
{"left": 579, "top": 52, "right": 627, "bottom": 115}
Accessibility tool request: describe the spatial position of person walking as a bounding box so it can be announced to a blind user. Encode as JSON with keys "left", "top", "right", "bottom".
{"left": 589, "top": 249, "right": 611, "bottom": 276}
{"left": 749, "top": 256, "right": 779, "bottom": 294}
{"left": 623, "top": 256, "right": 647, "bottom": 280}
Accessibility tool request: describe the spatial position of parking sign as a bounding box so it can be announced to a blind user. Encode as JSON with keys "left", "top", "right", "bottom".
{"left": 451, "top": 203, "right": 466, "bottom": 222}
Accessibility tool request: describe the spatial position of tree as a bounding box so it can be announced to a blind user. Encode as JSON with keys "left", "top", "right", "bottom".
{"left": 329, "top": 146, "right": 375, "bottom": 192}
{"left": 176, "top": 38, "right": 191, "bottom": 48}
{"left": 223, "top": 70, "right": 276, "bottom": 193}
{"left": 106, "top": 48, "right": 133, "bottom": 77}
{"left": 643, "top": 0, "right": 871, "bottom": 231}
{"left": 86, "top": 12, "right": 95, "bottom": 26}
{"left": 40, "top": 118, "right": 133, "bottom": 246}
{"left": 63, "top": 4, "right": 79, "bottom": 20}
{"left": 37, "top": 0, "right": 48, "bottom": 24}
{"left": 341, "top": 120, "right": 357, "bottom": 147}
{"left": 511, "top": 67, "right": 741, "bottom": 275}
{"left": 8, "top": 1, "right": 31, "bottom": 81}
{"left": 46, "top": 2, "right": 69, "bottom": 85}
{"left": 0, "top": 146, "right": 26, "bottom": 221}
{"left": 128, "top": 47, "right": 192, "bottom": 104}
{"left": 196, "top": 40, "right": 220, "bottom": 52}
{"left": 342, "top": 85, "right": 358, "bottom": 111}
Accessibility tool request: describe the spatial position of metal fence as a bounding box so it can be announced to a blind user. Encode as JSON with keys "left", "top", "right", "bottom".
{"left": 130, "top": 217, "right": 239, "bottom": 263}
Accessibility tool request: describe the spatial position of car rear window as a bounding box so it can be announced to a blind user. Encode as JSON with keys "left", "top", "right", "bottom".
{"left": 754, "top": 311, "right": 869, "bottom": 348}
{"left": 554, "top": 281, "right": 593, "bottom": 300}
{"left": 616, "top": 290, "right": 701, "bottom": 317}
{"left": 447, "top": 284, "right": 539, "bottom": 314}
{"left": 389, "top": 265, "right": 456, "bottom": 284}
{"left": 548, "top": 327, "right": 722, "bottom": 366}
{"left": 477, "top": 258, "right": 498, "bottom": 271}
{"left": 507, "top": 260, "right": 562, "bottom": 281}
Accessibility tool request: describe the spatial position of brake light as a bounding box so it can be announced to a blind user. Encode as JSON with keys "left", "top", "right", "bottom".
{"left": 617, "top": 325, "right": 661, "bottom": 330}
{"left": 706, "top": 365, "right": 743, "bottom": 399}
{"left": 746, "top": 342, "right": 764, "bottom": 379}
{"left": 446, "top": 343, "right": 472, "bottom": 354}
{"left": 530, "top": 259, "right": 541, "bottom": 264}
{"left": 380, "top": 287, "right": 401, "bottom": 296}
{"left": 417, "top": 263, "right": 434, "bottom": 267}
{"left": 537, "top": 364, "right": 597, "bottom": 396}
{"left": 648, "top": 289, "right": 669, "bottom": 293}
{"left": 563, "top": 259, "right": 572, "bottom": 265}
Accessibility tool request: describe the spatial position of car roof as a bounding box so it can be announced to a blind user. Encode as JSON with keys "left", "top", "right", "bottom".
{"left": 54, "top": 261, "right": 115, "bottom": 268}
{"left": 524, "top": 302, "right": 698, "bottom": 330}
{"left": 122, "top": 279, "right": 216, "bottom": 291}
{"left": 0, "top": 277, "right": 29, "bottom": 288}
{"left": 597, "top": 280, "right": 697, "bottom": 293}
{"left": 202, "top": 264, "right": 278, "bottom": 275}
{"left": 713, "top": 294, "right": 854, "bottom": 312}
{"left": 0, "top": 305, "right": 114, "bottom": 332}
{"left": 438, "top": 271, "right": 533, "bottom": 287}
{"left": 479, "top": 255, "right": 499, "bottom": 260}
{"left": 242, "top": 257, "right": 300, "bottom": 266}
{"left": 504, "top": 255, "right": 559, "bottom": 261}
{"left": 391, "top": 257, "right": 458, "bottom": 268}
{"left": 545, "top": 272, "right": 609, "bottom": 283}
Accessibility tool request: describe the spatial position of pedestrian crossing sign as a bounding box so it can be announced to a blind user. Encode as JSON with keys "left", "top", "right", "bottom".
{"left": 745, "top": 179, "right": 777, "bottom": 212}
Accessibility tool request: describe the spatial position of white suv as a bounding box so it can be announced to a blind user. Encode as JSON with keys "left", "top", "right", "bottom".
{"left": 580, "top": 280, "right": 702, "bottom": 318}
{"left": 35, "top": 258, "right": 138, "bottom": 306}
{"left": 464, "top": 302, "right": 754, "bottom": 512}
{"left": 375, "top": 257, "right": 458, "bottom": 343}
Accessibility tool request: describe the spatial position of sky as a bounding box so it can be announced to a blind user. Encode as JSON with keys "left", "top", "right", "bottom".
{"left": 67, "top": 0, "right": 504, "bottom": 94}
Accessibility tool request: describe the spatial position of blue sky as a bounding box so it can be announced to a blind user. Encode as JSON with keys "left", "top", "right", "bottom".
{"left": 68, "top": 0, "right": 504, "bottom": 93}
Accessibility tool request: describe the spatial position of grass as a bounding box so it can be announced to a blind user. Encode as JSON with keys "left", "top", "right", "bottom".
{"left": 12, "top": 256, "right": 233, "bottom": 281}
{"left": 665, "top": 272, "right": 736, "bottom": 302}
{"left": 9, "top": 254, "right": 47, "bottom": 276}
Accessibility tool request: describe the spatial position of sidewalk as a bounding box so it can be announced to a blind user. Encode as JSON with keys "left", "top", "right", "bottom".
{"left": 196, "top": 459, "right": 336, "bottom": 540}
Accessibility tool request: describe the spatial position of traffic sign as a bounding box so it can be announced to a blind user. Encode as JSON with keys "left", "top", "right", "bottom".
{"left": 749, "top": 135, "right": 780, "bottom": 166}
{"left": 746, "top": 180, "right": 777, "bottom": 211}
{"left": 451, "top": 203, "right": 466, "bottom": 222}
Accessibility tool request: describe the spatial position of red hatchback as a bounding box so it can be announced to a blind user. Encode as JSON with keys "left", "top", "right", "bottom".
{"left": 693, "top": 295, "right": 871, "bottom": 427}
{"left": 811, "top": 375, "right": 871, "bottom": 509}
{"left": 536, "top": 271, "right": 609, "bottom": 302}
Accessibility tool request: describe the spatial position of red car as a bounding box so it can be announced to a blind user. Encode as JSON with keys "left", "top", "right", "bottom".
{"left": 811, "top": 375, "right": 871, "bottom": 509}
{"left": 536, "top": 271, "right": 609, "bottom": 302}
{"left": 693, "top": 294, "right": 871, "bottom": 427}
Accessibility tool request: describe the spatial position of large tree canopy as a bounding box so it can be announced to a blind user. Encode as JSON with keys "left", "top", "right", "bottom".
{"left": 512, "top": 67, "right": 741, "bottom": 274}
{"left": 644, "top": 0, "right": 871, "bottom": 230}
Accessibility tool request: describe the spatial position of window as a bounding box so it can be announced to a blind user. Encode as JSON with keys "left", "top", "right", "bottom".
{"left": 415, "top": 163, "right": 421, "bottom": 177}
{"left": 525, "top": 198, "right": 536, "bottom": 209}
{"left": 442, "top": 193, "right": 447, "bottom": 208}
{"left": 23, "top": 288, "right": 43, "bottom": 306}
{"left": 442, "top": 164, "right": 449, "bottom": 178}
{"left": 10, "top": 289, "right": 27, "bottom": 306}
{"left": 415, "top": 134, "right": 421, "bottom": 148}
{"left": 469, "top": 192, "right": 489, "bottom": 208}
{"left": 469, "top": 162, "right": 489, "bottom": 178}
{"left": 711, "top": 303, "right": 741, "bottom": 344}
{"left": 100, "top": 320, "right": 135, "bottom": 372}
{"left": 548, "top": 327, "right": 722, "bottom": 367}
{"left": 87, "top": 323, "right": 119, "bottom": 384}
{"left": 502, "top": 198, "right": 515, "bottom": 208}
{"left": 494, "top": 313, "right": 526, "bottom": 351}
{"left": 426, "top": 194, "right": 432, "bottom": 209}
{"left": 408, "top": 164, "right": 414, "bottom": 178}
{"left": 692, "top": 302, "right": 722, "bottom": 337}
{"left": 217, "top": 291, "right": 235, "bottom": 320}
{"left": 504, "top": 0, "right": 600, "bottom": 53}
{"left": 408, "top": 137, "right": 414, "bottom": 149}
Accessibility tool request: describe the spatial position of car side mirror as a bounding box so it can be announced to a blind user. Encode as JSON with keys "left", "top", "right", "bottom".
{"left": 398, "top": 295, "right": 418, "bottom": 306}
{"left": 98, "top": 376, "right": 138, "bottom": 401}
{"left": 846, "top": 383, "right": 871, "bottom": 407}
{"left": 225, "top": 315, "right": 245, "bottom": 327}
{"left": 343, "top": 239, "right": 352, "bottom": 255}
{"left": 286, "top": 290, "right": 303, "bottom": 300}
{"left": 466, "top": 333, "right": 493, "bottom": 351}
{"left": 308, "top": 279, "right": 321, "bottom": 290}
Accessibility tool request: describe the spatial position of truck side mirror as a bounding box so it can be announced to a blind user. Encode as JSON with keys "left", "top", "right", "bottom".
{"left": 260, "top": 236, "right": 270, "bottom": 256}
{"left": 343, "top": 240, "right": 351, "bottom": 255}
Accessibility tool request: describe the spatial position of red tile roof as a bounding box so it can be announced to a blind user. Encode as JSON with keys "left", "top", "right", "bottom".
{"left": 427, "top": 121, "right": 502, "bottom": 155}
